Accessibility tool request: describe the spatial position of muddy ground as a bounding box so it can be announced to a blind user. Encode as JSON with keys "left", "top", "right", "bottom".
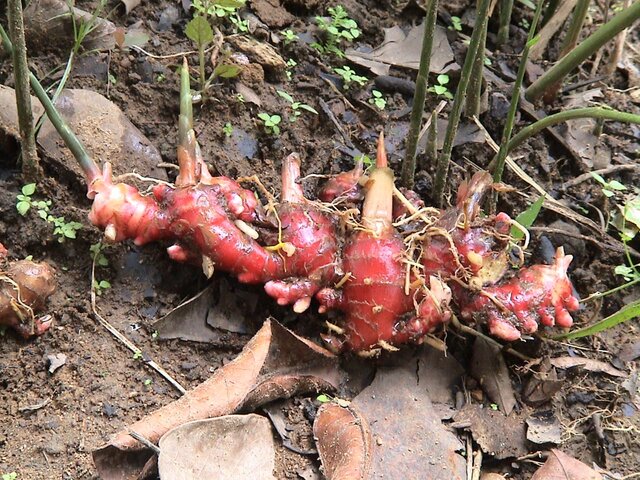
{"left": 0, "top": 0, "right": 639, "bottom": 478}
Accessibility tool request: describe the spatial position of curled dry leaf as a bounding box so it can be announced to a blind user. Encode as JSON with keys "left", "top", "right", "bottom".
{"left": 313, "top": 402, "right": 372, "bottom": 480}
{"left": 452, "top": 404, "right": 528, "bottom": 460}
{"left": 531, "top": 449, "right": 602, "bottom": 480}
{"left": 550, "top": 356, "right": 626, "bottom": 378}
{"left": 470, "top": 337, "right": 517, "bottom": 415}
{"left": 92, "top": 319, "right": 344, "bottom": 480}
{"left": 158, "top": 415, "right": 276, "bottom": 480}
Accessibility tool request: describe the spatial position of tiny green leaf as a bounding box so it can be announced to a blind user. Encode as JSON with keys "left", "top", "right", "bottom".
{"left": 512, "top": 195, "right": 545, "bottom": 240}
{"left": 185, "top": 15, "right": 214, "bottom": 46}
{"left": 22, "top": 183, "right": 36, "bottom": 195}
{"left": 276, "top": 90, "right": 294, "bottom": 103}
{"left": 316, "top": 394, "right": 330, "bottom": 403}
{"left": 213, "top": 64, "right": 241, "bottom": 79}
{"left": 16, "top": 201, "right": 30, "bottom": 216}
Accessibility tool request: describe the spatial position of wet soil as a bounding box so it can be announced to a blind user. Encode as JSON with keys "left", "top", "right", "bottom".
{"left": 1, "top": 0, "right": 639, "bottom": 479}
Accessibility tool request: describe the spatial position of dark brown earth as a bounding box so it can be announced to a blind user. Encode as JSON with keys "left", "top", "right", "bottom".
{"left": 1, "top": 0, "right": 639, "bottom": 479}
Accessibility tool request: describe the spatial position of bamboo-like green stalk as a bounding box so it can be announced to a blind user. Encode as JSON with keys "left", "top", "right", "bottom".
{"left": 426, "top": 108, "right": 438, "bottom": 166}
{"left": 0, "top": 25, "right": 101, "bottom": 184}
{"left": 401, "top": 0, "right": 438, "bottom": 189}
{"left": 559, "top": 0, "right": 590, "bottom": 58}
{"left": 506, "top": 107, "right": 640, "bottom": 153}
{"left": 525, "top": 0, "right": 640, "bottom": 102}
{"left": 539, "top": 0, "right": 592, "bottom": 102}
{"left": 433, "top": 0, "right": 491, "bottom": 207}
{"left": 7, "top": 0, "right": 42, "bottom": 181}
{"left": 491, "top": 1, "right": 544, "bottom": 195}
{"left": 465, "top": 9, "right": 488, "bottom": 118}
{"left": 497, "top": 0, "right": 515, "bottom": 45}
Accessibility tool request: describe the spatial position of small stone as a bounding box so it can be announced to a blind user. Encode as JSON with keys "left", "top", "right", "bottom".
{"left": 103, "top": 403, "right": 118, "bottom": 418}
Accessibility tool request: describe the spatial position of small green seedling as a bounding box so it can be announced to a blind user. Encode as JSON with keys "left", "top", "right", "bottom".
{"left": 192, "top": 0, "right": 246, "bottom": 18}
{"left": 285, "top": 58, "right": 297, "bottom": 80}
{"left": 316, "top": 393, "right": 350, "bottom": 407}
{"left": 281, "top": 29, "right": 298, "bottom": 46}
{"left": 276, "top": 90, "right": 318, "bottom": 122}
{"left": 90, "top": 242, "right": 109, "bottom": 267}
{"left": 257, "top": 113, "right": 282, "bottom": 135}
{"left": 334, "top": 66, "right": 367, "bottom": 89}
{"left": 312, "top": 5, "right": 361, "bottom": 58}
{"left": 133, "top": 351, "right": 143, "bottom": 360}
{"left": 449, "top": 16, "right": 462, "bottom": 31}
{"left": 369, "top": 90, "right": 386, "bottom": 110}
{"left": 230, "top": 13, "right": 249, "bottom": 33}
{"left": 354, "top": 153, "right": 373, "bottom": 168}
{"left": 590, "top": 172, "right": 627, "bottom": 198}
{"left": 222, "top": 122, "right": 234, "bottom": 137}
{"left": 185, "top": 13, "right": 241, "bottom": 96}
{"left": 17, "top": 184, "right": 82, "bottom": 242}
{"left": 614, "top": 263, "right": 640, "bottom": 282}
{"left": 93, "top": 279, "right": 111, "bottom": 295}
{"left": 2, "top": 473, "right": 18, "bottom": 480}
{"left": 143, "top": 378, "right": 153, "bottom": 386}
{"left": 429, "top": 74, "right": 453, "bottom": 100}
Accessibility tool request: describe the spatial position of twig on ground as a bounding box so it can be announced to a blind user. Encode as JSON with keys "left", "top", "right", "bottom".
{"left": 562, "top": 164, "right": 640, "bottom": 189}
{"left": 318, "top": 97, "right": 356, "bottom": 150}
{"left": 90, "top": 255, "right": 186, "bottom": 395}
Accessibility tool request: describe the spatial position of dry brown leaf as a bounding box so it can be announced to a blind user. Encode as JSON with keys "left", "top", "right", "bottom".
{"left": 158, "top": 415, "right": 276, "bottom": 480}
{"left": 92, "top": 319, "right": 344, "bottom": 480}
{"left": 531, "top": 449, "right": 602, "bottom": 480}
{"left": 313, "top": 402, "right": 372, "bottom": 480}
{"left": 452, "top": 404, "right": 528, "bottom": 460}
{"left": 470, "top": 338, "right": 517, "bottom": 415}
{"left": 353, "top": 365, "right": 466, "bottom": 479}
{"left": 550, "top": 356, "right": 626, "bottom": 378}
{"left": 345, "top": 24, "right": 455, "bottom": 76}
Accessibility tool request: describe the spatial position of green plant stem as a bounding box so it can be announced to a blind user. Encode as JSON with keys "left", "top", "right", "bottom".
{"left": 426, "top": 108, "right": 438, "bottom": 166}
{"left": 465, "top": 9, "right": 488, "bottom": 118}
{"left": 198, "top": 42, "right": 206, "bottom": 94}
{"left": 491, "top": 0, "right": 544, "bottom": 199}
{"left": 497, "top": 0, "right": 515, "bottom": 45}
{"left": 7, "top": 0, "right": 42, "bottom": 181}
{"left": 0, "top": 25, "right": 99, "bottom": 183}
{"left": 401, "top": 0, "right": 438, "bottom": 189}
{"left": 507, "top": 107, "right": 640, "bottom": 153}
{"left": 5, "top": 31, "right": 101, "bottom": 185}
{"left": 433, "top": 0, "right": 491, "bottom": 207}
{"left": 525, "top": 0, "right": 640, "bottom": 101}
{"left": 559, "top": 0, "right": 590, "bottom": 58}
